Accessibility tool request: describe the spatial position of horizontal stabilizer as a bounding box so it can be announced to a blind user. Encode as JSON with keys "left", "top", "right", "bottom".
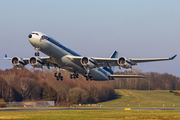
{"left": 109, "top": 75, "right": 145, "bottom": 78}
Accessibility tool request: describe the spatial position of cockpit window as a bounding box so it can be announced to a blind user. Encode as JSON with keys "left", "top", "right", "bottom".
{"left": 31, "top": 33, "right": 39, "bottom": 36}
{"left": 41, "top": 35, "right": 49, "bottom": 39}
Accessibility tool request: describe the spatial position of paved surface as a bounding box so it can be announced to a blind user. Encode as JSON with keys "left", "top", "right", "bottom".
{"left": 1, "top": 107, "right": 180, "bottom": 111}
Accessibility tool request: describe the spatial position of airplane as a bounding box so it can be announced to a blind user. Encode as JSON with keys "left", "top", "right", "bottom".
{"left": 4, "top": 31, "right": 177, "bottom": 81}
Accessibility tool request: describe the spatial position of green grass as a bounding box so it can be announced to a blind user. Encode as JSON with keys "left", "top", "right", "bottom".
{"left": 1, "top": 90, "right": 180, "bottom": 119}
{"left": 0, "top": 109, "right": 180, "bottom": 120}
{"left": 98, "top": 90, "right": 180, "bottom": 107}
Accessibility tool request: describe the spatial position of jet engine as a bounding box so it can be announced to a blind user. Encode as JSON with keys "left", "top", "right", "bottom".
{"left": 117, "top": 57, "right": 132, "bottom": 69}
{"left": 29, "top": 57, "right": 43, "bottom": 68}
{"left": 11, "top": 57, "right": 25, "bottom": 68}
{"left": 81, "top": 57, "right": 95, "bottom": 68}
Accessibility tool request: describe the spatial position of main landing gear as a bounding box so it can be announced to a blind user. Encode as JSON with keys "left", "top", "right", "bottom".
{"left": 85, "top": 74, "right": 93, "bottom": 81}
{"left": 70, "top": 72, "right": 79, "bottom": 79}
{"left": 83, "top": 67, "right": 93, "bottom": 81}
{"left": 55, "top": 67, "right": 63, "bottom": 81}
{"left": 54, "top": 72, "right": 63, "bottom": 81}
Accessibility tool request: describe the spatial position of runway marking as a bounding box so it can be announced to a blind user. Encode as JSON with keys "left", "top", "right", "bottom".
{"left": 125, "top": 108, "right": 131, "bottom": 110}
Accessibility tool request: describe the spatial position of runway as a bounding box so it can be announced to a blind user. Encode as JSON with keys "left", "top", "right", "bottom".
{"left": 1, "top": 107, "right": 180, "bottom": 111}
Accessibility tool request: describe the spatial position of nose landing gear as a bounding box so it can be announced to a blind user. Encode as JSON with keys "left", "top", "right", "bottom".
{"left": 34, "top": 47, "right": 40, "bottom": 56}
{"left": 35, "top": 52, "right": 39, "bottom": 56}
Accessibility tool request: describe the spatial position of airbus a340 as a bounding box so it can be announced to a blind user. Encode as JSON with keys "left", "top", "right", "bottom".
{"left": 4, "top": 31, "right": 177, "bottom": 81}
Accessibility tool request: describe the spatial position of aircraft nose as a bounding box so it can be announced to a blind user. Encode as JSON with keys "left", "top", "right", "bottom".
{"left": 28, "top": 34, "right": 32, "bottom": 38}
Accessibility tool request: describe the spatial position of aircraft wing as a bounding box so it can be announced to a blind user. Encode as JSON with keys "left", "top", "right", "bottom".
{"left": 129, "top": 55, "right": 177, "bottom": 65}
{"left": 4, "top": 54, "right": 29, "bottom": 65}
{"left": 109, "top": 75, "right": 145, "bottom": 78}
{"left": 92, "top": 55, "right": 177, "bottom": 66}
{"left": 4, "top": 54, "right": 57, "bottom": 68}
{"left": 68, "top": 54, "right": 177, "bottom": 68}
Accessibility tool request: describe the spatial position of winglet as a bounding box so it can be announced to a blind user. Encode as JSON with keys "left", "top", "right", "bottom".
{"left": 4, "top": 54, "right": 11, "bottom": 60}
{"left": 4, "top": 54, "right": 7, "bottom": 58}
{"left": 170, "top": 55, "right": 177, "bottom": 60}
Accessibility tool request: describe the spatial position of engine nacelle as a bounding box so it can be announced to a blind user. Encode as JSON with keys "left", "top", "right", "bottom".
{"left": 81, "top": 57, "right": 95, "bottom": 68}
{"left": 29, "top": 57, "right": 43, "bottom": 68}
{"left": 11, "top": 57, "right": 25, "bottom": 68}
{"left": 117, "top": 57, "right": 132, "bottom": 69}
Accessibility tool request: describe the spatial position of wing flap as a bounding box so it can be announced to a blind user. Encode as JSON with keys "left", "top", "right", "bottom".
{"left": 39, "top": 56, "right": 57, "bottom": 64}
{"left": 68, "top": 56, "right": 119, "bottom": 67}
{"left": 21, "top": 56, "right": 57, "bottom": 65}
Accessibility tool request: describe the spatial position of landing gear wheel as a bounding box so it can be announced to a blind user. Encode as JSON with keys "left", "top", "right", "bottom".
{"left": 54, "top": 73, "right": 57, "bottom": 77}
{"left": 70, "top": 74, "right": 73, "bottom": 79}
{"left": 85, "top": 74, "right": 93, "bottom": 81}
{"left": 76, "top": 74, "right": 79, "bottom": 78}
{"left": 58, "top": 73, "right": 61, "bottom": 77}
{"left": 70, "top": 73, "right": 79, "bottom": 79}
{"left": 55, "top": 72, "right": 63, "bottom": 81}
{"left": 55, "top": 67, "right": 63, "bottom": 81}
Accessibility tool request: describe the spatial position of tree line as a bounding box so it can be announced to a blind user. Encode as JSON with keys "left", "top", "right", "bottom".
{"left": 110, "top": 69, "right": 180, "bottom": 90}
{"left": 0, "top": 68, "right": 179, "bottom": 104}
{"left": 0, "top": 68, "right": 115, "bottom": 104}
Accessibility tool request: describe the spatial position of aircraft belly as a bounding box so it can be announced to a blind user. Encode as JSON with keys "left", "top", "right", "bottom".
{"left": 60, "top": 56, "right": 84, "bottom": 72}
{"left": 90, "top": 69, "right": 109, "bottom": 81}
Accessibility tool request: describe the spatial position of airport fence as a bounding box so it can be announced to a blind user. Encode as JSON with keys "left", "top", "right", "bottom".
{"left": 0, "top": 101, "right": 55, "bottom": 107}
{"left": 1, "top": 102, "right": 180, "bottom": 108}
{"left": 0, "top": 102, "right": 103, "bottom": 108}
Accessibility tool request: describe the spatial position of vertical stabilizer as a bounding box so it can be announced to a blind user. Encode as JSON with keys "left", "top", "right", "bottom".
{"left": 103, "top": 51, "right": 118, "bottom": 74}
{"left": 110, "top": 51, "right": 118, "bottom": 58}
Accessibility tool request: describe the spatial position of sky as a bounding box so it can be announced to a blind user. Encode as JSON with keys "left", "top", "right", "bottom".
{"left": 0, "top": 0, "right": 179, "bottom": 77}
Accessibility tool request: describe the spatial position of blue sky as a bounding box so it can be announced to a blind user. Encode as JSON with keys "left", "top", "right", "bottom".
{"left": 0, "top": 0, "right": 179, "bottom": 77}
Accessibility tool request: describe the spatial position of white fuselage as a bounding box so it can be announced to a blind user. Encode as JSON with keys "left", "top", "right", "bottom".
{"left": 28, "top": 31, "right": 111, "bottom": 81}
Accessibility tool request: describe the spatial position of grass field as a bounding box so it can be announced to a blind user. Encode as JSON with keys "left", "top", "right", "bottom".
{"left": 1, "top": 109, "right": 180, "bottom": 120}
{"left": 99, "top": 90, "right": 180, "bottom": 107}
{"left": 1, "top": 90, "right": 180, "bottom": 120}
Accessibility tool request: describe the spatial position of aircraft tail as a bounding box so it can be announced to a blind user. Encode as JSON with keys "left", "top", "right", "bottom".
{"left": 103, "top": 51, "right": 118, "bottom": 74}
